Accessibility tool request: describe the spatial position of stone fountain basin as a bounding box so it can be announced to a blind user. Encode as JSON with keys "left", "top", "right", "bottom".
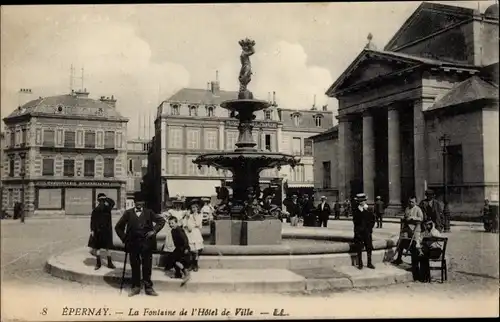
{"left": 107, "top": 228, "right": 398, "bottom": 269}
{"left": 194, "top": 150, "right": 298, "bottom": 170}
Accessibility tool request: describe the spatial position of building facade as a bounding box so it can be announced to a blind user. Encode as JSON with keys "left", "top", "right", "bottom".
{"left": 309, "top": 126, "right": 339, "bottom": 202}
{"left": 1, "top": 90, "right": 128, "bottom": 216}
{"left": 125, "top": 138, "right": 151, "bottom": 209}
{"left": 322, "top": 2, "right": 499, "bottom": 216}
{"left": 148, "top": 79, "right": 333, "bottom": 209}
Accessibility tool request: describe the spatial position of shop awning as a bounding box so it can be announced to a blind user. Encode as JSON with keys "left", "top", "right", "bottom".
{"left": 166, "top": 179, "right": 222, "bottom": 197}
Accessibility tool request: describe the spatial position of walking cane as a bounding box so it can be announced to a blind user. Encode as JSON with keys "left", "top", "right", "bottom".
{"left": 120, "top": 251, "right": 128, "bottom": 294}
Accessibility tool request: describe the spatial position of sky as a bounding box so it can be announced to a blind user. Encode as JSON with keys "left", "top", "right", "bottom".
{"left": 0, "top": 1, "right": 496, "bottom": 138}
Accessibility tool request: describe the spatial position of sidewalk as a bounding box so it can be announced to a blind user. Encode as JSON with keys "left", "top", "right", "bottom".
{"left": 330, "top": 216, "right": 483, "bottom": 227}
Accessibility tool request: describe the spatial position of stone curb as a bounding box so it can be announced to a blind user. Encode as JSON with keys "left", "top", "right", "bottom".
{"left": 45, "top": 251, "right": 413, "bottom": 294}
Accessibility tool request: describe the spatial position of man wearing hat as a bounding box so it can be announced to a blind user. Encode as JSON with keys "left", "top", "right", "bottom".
{"left": 374, "top": 196, "right": 385, "bottom": 228}
{"left": 316, "top": 196, "right": 332, "bottom": 228}
{"left": 89, "top": 193, "right": 116, "bottom": 270}
{"left": 419, "top": 190, "right": 443, "bottom": 232}
{"left": 352, "top": 193, "right": 376, "bottom": 269}
{"left": 115, "top": 193, "right": 166, "bottom": 297}
{"left": 285, "top": 194, "right": 301, "bottom": 226}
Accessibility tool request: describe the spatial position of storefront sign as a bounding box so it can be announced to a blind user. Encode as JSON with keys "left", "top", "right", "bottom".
{"left": 36, "top": 180, "right": 119, "bottom": 187}
{"left": 225, "top": 120, "right": 278, "bottom": 128}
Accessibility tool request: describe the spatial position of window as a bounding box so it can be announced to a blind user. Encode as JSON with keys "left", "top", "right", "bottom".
{"left": 104, "top": 131, "right": 115, "bottom": 149}
{"left": 189, "top": 105, "right": 198, "bottom": 117}
{"left": 314, "top": 115, "right": 323, "bottom": 127}
{"left": 10, "top": 131, "right": 15, "bottom": 147}
{"left": 21, "top": 129, "right": 27, "bottom": 146}
{"left": 63, "top": 159, "right": 75, "bottom": 177}
{"left": 265, "top": 134, "right": 271, "bottom": 151}
{"left": 103, "top": 158, "right": 114, "bottom": 178}
{"left": 42, "top": 159, "right": 55, "bottom": 176}
{"left": 171, "top": 104, "right": 180, "bottom": 115}
{"left": 207, "top": 106, "right": 215, "bottom": 117}
{"left": 188, "top": 156, "right": 198, "bottom": 175}
{"left": 292, "top": 114, "right": 300, "bottom": 126}
{"left": 43, "top": 129, "right": 55, "bottom": 147}
{"left": 447, "top": 145, "right": 463, "bottom": 184}
{"left": 9, "top": 159, "right": 14, "bottom": 177}
{"left": 264, "top": 110, "right": 271, "bottom": 120}
{"left": 84, "top": 159, "right": 95, "bottom": 177}
{"left": 168, "top": 157, "right": 182, "bottom": 175}
{"left": 226, "top": 132, "right": 238, "bottom": 150}
{"left": 304, "top": 139, "right": 313, "bottom": 156}
{"left": 84, "top": 131, "right": 96, "bottom": 148}
{"left": 187, "top": 130, "right": 200, "bottom": 149}
{"left": 205, "top": 130, "right": 218, "bottom": 150}
{"left": 292, "top": 137, "right": 301, "bottom": 155}
{"left": 292, "top": 165, "right": 304, "bottom": 182}
{"left": 322, "top": 161, "right": 331, "bottom": 188}
{"left": 64, "top": 131, "right": 76, "bottom": 148}
{"left": 128, "top": 159, "right": 134, "bottom": 173}
{"left": 168, "top": 128, "right": 183, "bottom": 149}
{"left": 7, "top": 189, "right": 13, "bottom": 208}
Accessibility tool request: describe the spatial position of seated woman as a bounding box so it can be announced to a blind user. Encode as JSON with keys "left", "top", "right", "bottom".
{"left": 413, "top": 219, "right": 443, "bottom": 282}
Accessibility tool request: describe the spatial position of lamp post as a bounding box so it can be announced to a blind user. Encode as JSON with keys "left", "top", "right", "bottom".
{"left": 439, "top": 134, "right": 451, "bottom": 232}
{"left": 19, "top": 152, "right": 26, "bottom": 223}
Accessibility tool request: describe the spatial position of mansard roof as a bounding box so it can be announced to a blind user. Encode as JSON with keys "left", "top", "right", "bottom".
{"left": 384, "top": 2, "right": 476, "bottom": 52}
{"left": 428, "top": 75, "right": 498, "bottom": 112}
{"left": 3, "top": 93, "right": 127, "bottom": 122}
{"left": 325, "top": 49, "right": 478, "bottom": 98}
{"left": 166, "top": 88, "right": 237, "bottom": 106}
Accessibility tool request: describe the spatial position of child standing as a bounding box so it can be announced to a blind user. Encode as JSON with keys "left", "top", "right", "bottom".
{"left": 168, "top": 216, "right": 191, "bottom": 281}
{"left": 183, "top": 200, "right": 204, "bottom": 271}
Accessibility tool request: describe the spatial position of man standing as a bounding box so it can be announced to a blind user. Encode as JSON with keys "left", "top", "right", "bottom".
{"left": 419, "top": 190, "right": 443, "bottom": 232}
{"left": 301, "top": 195, "right": 315, "bottom": 227}
{"left": 89, "top": 193, "right": 116, "bottom": 270}
{"left": 285, "top": 195, "right": 301, "bottom": 227}
{"left": 374, "top": 196, "right": 385, "bottom": 228}
{"left": 343, "top": 199, "right": 351, "bottom": 218}
{"left": 333, "top": 200, "right": 341, "bottom": 220}
{"left": 115, "top": 194, "right": 166, "bottom": 297}
{"left": 352, "top": 193, "right": 376, "bottom": 269}
{"left": 317, "top": 196, "right": 331, "bottom": 228}
{"left": 392, "top": 197, "right": 424, "bottom": 266}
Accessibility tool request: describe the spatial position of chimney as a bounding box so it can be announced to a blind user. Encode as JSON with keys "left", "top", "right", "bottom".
{"left": 18, "top": 88, "right": 34, "bottom": 107}
{"left": 100, "top": 95, "right": 117, "bottom": 108}
{"left": 277, "top": 108, "right": 282, "bottom": 121}
{"left": 74, "top": 89, "right": 89, "bottom": 98}
{"left": 207, "top": 82, "right": 210, "bottom": 91}
{"left": 267, "top": 92, "right": 271, "bottom": 103}
{"left": 272, "top": 91, "right": 277, "bottom": 106}
{"left": 311, "top": 94, "right": 317, "bottom": 110}
{"left": 210, "top": 70, "right": 220, "bottom": 95}
{"left": 322, "top": 104, "right": 328, "bottom": 111}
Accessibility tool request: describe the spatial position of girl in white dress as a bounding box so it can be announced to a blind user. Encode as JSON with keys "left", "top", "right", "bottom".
{"left": 183, "top": 200, "right": 204, "bottom": 271}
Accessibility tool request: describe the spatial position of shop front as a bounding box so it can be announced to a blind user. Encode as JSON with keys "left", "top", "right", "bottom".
{"left": 34, "top": 180, "right": 122, "bottom": 216}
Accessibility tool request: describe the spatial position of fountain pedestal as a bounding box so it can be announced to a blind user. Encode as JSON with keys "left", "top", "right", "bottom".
{"left": 210, "top": 219, "right": 282, "bottom": 245}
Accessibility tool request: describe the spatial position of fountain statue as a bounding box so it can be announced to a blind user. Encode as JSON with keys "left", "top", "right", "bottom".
{"left": 194, "top": 39, "right": 300, "bottom": 245}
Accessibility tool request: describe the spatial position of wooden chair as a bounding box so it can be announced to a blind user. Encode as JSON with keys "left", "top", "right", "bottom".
{"left": 398, "top": 221, "right": 417, "bottom": 257}
{"left": 422, "top": 236, "right": 448, "bottom": 283}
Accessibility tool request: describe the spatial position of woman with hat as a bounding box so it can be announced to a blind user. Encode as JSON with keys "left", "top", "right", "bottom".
{"left": 183, "top": 199, "right": 204, "bottom": 271}
{"left": 89, "top": 193, "right": 116, "bottom": 270}
{"left": 168, "top": 195, "right": 187, "bottom": 222}
{"left": 352, "top": 193, "right": 376, "bottom": 270}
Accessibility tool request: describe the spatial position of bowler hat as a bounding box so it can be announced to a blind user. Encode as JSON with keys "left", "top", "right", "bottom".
{"left": 97, "top": 193, "right": 107, "bottom": 199}
{"left": 355, "top": 193, "right": 367, "bottom": 202}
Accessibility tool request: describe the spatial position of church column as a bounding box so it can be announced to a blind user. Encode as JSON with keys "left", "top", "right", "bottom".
{"left": 387, "top": 105, "right": 402, "bottom": 212}
{"left": 362, "top": 109, "right": 375, "bottom": 203}
{"left": 413, "top": 98, "right": 431, "bottom": 201}
{"left": 337, "top": 115, "right": 352, "bottom": 202}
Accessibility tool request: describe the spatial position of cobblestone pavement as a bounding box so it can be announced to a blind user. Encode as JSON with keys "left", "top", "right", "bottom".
{"left": 1, "top": 217, "right": 498, "bottom": 299}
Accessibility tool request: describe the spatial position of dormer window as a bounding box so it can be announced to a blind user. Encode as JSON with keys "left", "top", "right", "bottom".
{"left": 189, "top": 105, "right": 198, "bottom": 117}
{"left": 171, "top": 104, "right": 180, "bottom": 116}
{"left": 207, "top": 106, "right": 215, "bottom": 117}
{"left": 292, "top": 114, "right": 301, "bottom": 126}
{"left": 264, "top": 110, "right": 272, "bottom": 120}
{"left": 313, "top": 114, "right": 323, "bottom": 127}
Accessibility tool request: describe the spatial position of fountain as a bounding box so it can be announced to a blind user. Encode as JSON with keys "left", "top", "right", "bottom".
{"left": 193, "top": 38, "right": 300, "bottom": 245}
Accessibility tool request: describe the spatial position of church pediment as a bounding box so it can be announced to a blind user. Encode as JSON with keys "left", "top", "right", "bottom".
{"left": 384, "top": 2, "right": 474, "bottom": 51}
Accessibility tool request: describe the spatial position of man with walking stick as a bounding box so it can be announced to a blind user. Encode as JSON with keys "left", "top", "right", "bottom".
{"left": 115, "top": 193, "right": 166, "bottom": 297}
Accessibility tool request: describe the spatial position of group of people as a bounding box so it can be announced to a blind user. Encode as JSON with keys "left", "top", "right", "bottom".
{"left": 88, "top": 193, "right": 214, "bottom": 297}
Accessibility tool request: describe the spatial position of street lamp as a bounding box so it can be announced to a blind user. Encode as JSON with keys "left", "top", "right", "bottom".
{"left": 439, "top": 134, "right": 451, "bottom": 232}
{"left": 19, "top": 152, "right": 26, "bottom": 223}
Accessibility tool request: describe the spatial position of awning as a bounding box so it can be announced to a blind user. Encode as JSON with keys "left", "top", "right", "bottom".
{"left": 166, "top": 179, "right": 222, "bottom": 197}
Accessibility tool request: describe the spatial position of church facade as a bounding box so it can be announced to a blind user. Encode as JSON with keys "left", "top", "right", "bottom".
{"left": 320, "top": 2, "right": 498, "bottom": 216}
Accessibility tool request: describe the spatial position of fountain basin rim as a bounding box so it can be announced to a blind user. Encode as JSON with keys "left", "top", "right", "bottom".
{"left": 220, "top": 99, "right": 270, "bottom": 111}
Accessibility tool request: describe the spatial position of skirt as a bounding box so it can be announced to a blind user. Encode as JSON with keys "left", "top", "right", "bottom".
{"left": 185, "top": 227, "right": 204, "bottom": 251}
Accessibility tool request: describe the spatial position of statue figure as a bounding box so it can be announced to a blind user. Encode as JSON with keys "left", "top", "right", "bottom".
{"left": 242, "top": 186, "right": 265, "bottom": 221}
{"left": 238, "top": 38, "right": 256, "bottom": 99}
{"left": 214, "top": 186, "right": 232, "bottom": 219}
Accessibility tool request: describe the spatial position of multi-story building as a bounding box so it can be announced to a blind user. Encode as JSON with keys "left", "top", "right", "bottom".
{"left": 125, "top": 138, "right": 151, "bottom": 208}
{"left": 1, "top": 89, "right": 128, "bottom": 216}
{"left": 309, "top": 126, "right": 339, "bottom": 202}
{"left": 0, "top": 132, "right": 4, "bottom": 209}
{"left": 318, "top": 2, "right": 498, "bottom": 216}
{"left": 147, "top": 78, "right": 333, "bottom": 209}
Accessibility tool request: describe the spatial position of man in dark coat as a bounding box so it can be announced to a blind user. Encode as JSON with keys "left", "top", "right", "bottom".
{"left": 333, "top": 200, "right": 341, "bottom": 220}
{"left": 419, "top": 190, "right": 443, "bottom": 232}
{"left": 316, "top": 196, "right": 332, "bottom": 227}
{"left": 115, "top": 194, "right": 166, "bottom": 297}
{"left": 301, "top": 195, "right": 315, "bottom": 227}
{"left": 374, "top": 196, "right": 385, "bottom": 228}
{"left": 352, "top": 193, "right": 376, "bottom": 270}
{"left": 89, "top": 193, "right": 116, "bottom": 270}
{"left": 285, "top": 195, "right": 301, "bottom": 226}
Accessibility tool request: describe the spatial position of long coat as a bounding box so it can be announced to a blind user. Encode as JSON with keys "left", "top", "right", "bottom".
{"left": 316, "top": 202, "right": 332, "bottom": 220}
{"left": 115, "top": 207, "right": 166, "bottom": 252}
{"left": 352, "top": 206, "right": 376, "bottom": 238}
{"left": 419, "top": 199, "right": 443, "bottom": 230}
{"left": 88, "top": 198, "right": 115, "bottom": 249}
